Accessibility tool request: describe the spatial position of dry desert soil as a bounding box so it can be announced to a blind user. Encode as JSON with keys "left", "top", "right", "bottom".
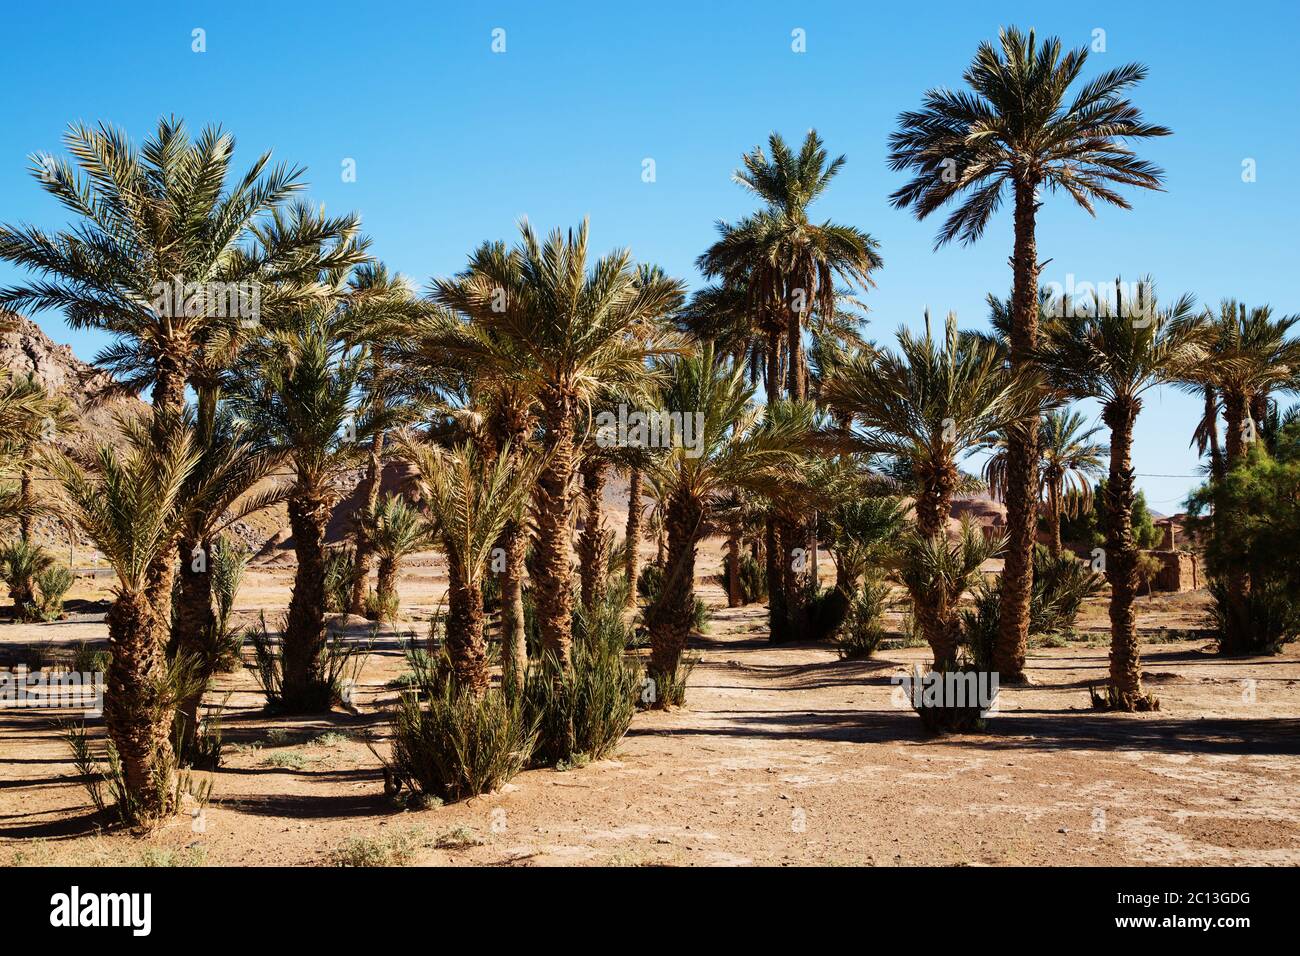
{"left": 2, "top": 548, "right": 1298, "bottom": 867}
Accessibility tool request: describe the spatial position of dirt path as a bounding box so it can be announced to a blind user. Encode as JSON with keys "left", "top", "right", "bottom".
{"left": 3, "top": 585, "right": 1299, "bottom": 866}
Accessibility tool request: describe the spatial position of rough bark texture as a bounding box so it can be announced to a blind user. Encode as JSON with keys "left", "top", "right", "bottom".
{"left": 445, "top": 553, "right": 488, "bottom": 696}
{"left": 1045, "top": 483, "right": 1062, "bottom": 558}
{"left": 498, "top": 517, "right": 528, "bottom": 695}
{"left": 1204, "top": 385, "right": 1224, "bottom": 481}
{"left": 912, "top": 468, "right": 960, "bottom": 669}
{"left": 348, "top": 430, "right": 386, "bottom": 616}
{"left": 624, "top": 464, "right": 643, "bottom": 608}
{"left": 647, "top": 489, "right": 701, "bottom": 697}
{"left": 1102, "top": 400, "right": 1150, "bottom": 710}
{"left": 104, "top": 589, "right": 173, "bottom": 822}
{"left": 534, "top": 389, "right": 577, "bottom": 669}
{"left": 994, "top": 179, "right": 1042, "bottom": 683}
{"left": 726, "top": 533, "right": 742, "bottom": 607}
{"left": 281, "top": 488, "right": 331, "bottom": 711}
{"left": 375, "top": 554, "right": 398, "bottom": 619}
{"left": 578, "top": 456, "right": 612, "bottom": 610}
{"left": 173, "top": 536, "right": 216, "bottom": 753}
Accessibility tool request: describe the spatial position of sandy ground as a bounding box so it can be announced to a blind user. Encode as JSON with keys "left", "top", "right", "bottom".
{"left": 2, "top": 548, "right": 1298, "bottom": 867}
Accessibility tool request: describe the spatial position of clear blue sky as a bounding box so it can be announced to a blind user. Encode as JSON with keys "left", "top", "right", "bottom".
{"left": 3, "top": 0, "right": 1297, "bottom": 511}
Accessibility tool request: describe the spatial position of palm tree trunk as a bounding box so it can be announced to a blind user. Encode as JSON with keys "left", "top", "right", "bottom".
{"left": 174, "top": 535, "right": 216, "bottom": 754}
{"left": 498, "top": 517, "right": 528, "bottom": 695}
{"left": 1046, "top": 482, "right": 1062, "bottom": 557}
{"left": 534, "top": 388, "right": 577, "bottom": 670}
{"left": 1102, "top": 399, "right": 1150, "bottom": 710}
{"left": 912, "top": 474, "right": 960, "bottom": 668}
{"left": 994, "top": 179, "right": 1042, "bottom": 684}
{"left": 647, "top": 489, "right": 701, "bottom": 700}
{"left": 1204, "top": 385, "right": 1224, "bottom": 480}
{"left": 18, "top": 469, "right": 32, "bottom": 542}
{"left": 104, "top": 588, "right": 173, "bottom": 822}
{"left": 282, "top": 487, "right": 331, "bottom": 710}
{"left": 445, "top": 554, "right": 488, "bottom": 696}
{"left": 578, "top": 456, "right": 610, "bottom": 609}
{"left": 624, "top": 463, "right": 643, "bottom": 608}
{"left": 375, "top": 554, "right": 398, "bottom": 620}
{"left": 1221, "top": 388, "right": 1251, "bottom": 652}
{"left": 349, "top": 430, "right": 386, "bottom": 616}
{"left": 726, "top": 531, "right": 742, "bottom": 607}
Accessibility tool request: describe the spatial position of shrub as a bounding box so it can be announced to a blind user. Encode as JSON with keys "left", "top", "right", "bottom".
{"left": 245, "top": 613, "right": 369, "bottom": 712}
{"left": 323, "top": 546, "right": 358, "bottom": 614}
{"left": 0, "top": 540, "right": 55, "bottom": 622}
{"left": 34, "top": 564, "right": 74, "bottom": 621}
{"left": 72, "top": 640, "right": 111, "bottom": 674}
{"left": 636, "top": 562, "right": 708, "bottom": 633}
{"left": 524, "top": 589, "right": 642, "bottom": 766}
{"left": 737, "top": 552, "right": 767, "bottom": 603}
{"left": 834, "top": 576, "right": 892, "bottom": 660}
{"left": 906, "top": 662, "right": 996, "bottom": 733}
{"left": 388, "top": 683, "right": 535, "bottom": 802}
{"left": 329, "top": 828, "right": 425, "bottom": 867}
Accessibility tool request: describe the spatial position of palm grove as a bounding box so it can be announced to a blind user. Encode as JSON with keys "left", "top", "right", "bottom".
{"left": 0, "top": 28, "right": 1294, "bottom": 826}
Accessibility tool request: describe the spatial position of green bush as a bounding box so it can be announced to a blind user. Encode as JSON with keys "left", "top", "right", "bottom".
{"left": 834, "top": 576, "right": 892, "bottom": 660}
{"left": 388, "top": 682, "right": 535, "bottom": 802}
{"left": 737, "top": 552, "right": 767, "bottom": 603}
{"left": 1187, "top": 450, "right": 1300, "bottom": 654}
{"left": 34, "top": 563, "right": 74, "bottom": 621}
{"left": 245, "top": 613, "right": 369, "bottom": 712}
{"left": 636, "top": 562, "right": 709, "bottom": 633}
{"left": 524, "top": 589, "right": 641, "bottom": 767}
{"left": 323, "top": 546, "right": 358, "bottom": 614}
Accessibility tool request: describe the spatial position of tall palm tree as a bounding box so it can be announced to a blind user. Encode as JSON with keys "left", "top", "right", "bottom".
{"left": 643, "top": 344, "right": 809, "bottom": 697}
{"left": 342, "top": 264, "right": 428, "bottom": 616}
{"left": 227, "top": 304, "right": 378, "bottom": 711}
{"left": 428, "top": 220, "right": 684, "bottom": 671}
{"left": 50, "top": 412, "right": 201, "bottom": 823}
{"left": 823, "top": 312, "right": 1038, "bottom": 667}
{"left": 404, "top": 440, "right": 535, "bottom": 696}
{"left": 984, "top": 409, "right": 1108, "bottom": 556}
{"left": 888, "top": 26, "right": 1171, "bottom": 682}
{"left": 0, "top": 119, "right": 361, "bottom": 417}
{"left": 366, "top": 493, "right": 433, "bottom": 621}
{"left": 699, "top": 131, "right": 881, "bottom": 642}
{"left": 1040, "top": 282, "right": 1204, "bottom": 709}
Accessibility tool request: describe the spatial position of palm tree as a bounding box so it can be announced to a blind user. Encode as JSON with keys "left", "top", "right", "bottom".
{"left": 0, "top": 374, "right": 77, "bottom": 541}
{"left": 823, "top": 312, "right": 1038, "bottom": 667}
{"left": 1178, "top": 301, "right": 1300, "bottom": 651}
{"left": 404, "top": 440, "right": 535, "bottom": 696}
{"left": 643, "top": 345, "right": 809, "bottom": 697}
{"left": 1040, "top": 282, "right": 1204, "bottom": 709}
{"left": 0, "top": 119, "right": 361, "bottom": 417}
{"left": 171, "top": 404, "right": 285, "bottom": 749}
{"left": 366, "top": 493, "right": 433, "bottom": 621}
{"left": 699, "top": 131, "right": 881, "bottom": 642}
{"left": 342, "top": 264, "right": 428, "bottom": 616}
{"left": 984, "top": 409, "right": 1108, "bottom": 556}
{"left": 888, "top": 26, "right": 1171, "bottom": 682}
{"left": 227, "top": 304, "right": 377, "bottom": 711}
{"left": 50, "top": 412, "right": 201, "bottom": 823}
{"left": 428, "top": 220, "right": 684, "bottom": 671}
